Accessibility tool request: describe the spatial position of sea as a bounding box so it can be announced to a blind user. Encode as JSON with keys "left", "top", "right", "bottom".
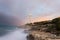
{"left": 0, "top": 25, "right": 28, "bottom": 40}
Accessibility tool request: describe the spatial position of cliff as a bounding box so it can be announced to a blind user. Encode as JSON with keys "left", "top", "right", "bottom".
{"left": 26, "top": 17, "right": 60, "bottom": 40}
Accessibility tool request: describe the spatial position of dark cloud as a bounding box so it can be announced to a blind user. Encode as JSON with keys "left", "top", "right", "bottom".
{"left": 0, "top": 13, "right": 18, "bottom": 26}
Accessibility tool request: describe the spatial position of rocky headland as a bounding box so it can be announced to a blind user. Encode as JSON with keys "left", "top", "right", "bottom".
{"left": 26, "top": 17, "right": 60, "bottom": 40}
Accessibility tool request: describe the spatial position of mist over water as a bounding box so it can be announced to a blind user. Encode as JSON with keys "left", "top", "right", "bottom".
{"left": 0, "top": 0, "right": 29, "bottom": 40}
{"left": 0, "top": 11, "right": 28, "bottom": 40}
{"left": 0, "top": 27, "right": 28, "bottom": 40}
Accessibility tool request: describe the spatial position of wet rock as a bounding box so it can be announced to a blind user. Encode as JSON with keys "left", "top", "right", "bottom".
{"left": 27, "top": 34, "right": 34, "bottom": 40}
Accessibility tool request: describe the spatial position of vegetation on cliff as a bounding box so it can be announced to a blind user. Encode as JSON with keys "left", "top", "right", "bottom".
{"left": 26, "top": 17, "right": 60, "bottom": 36}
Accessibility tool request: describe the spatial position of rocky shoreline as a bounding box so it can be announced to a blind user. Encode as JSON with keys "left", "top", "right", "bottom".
{"left": 27, "top": 31, "right": 60, "bottom": 40}
{"left": 25, "top": 17, "right": 60, "bottom": 40}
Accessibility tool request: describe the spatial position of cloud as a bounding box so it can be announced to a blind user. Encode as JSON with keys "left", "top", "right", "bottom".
{"left": 0, "top": 13, "right": 19, "bottom": 26}
{"left": 0, "top": 0, "right": 25, "bottom": 25}
{"left": 0, "top": 0, "right": 60, "bottom": 24}
{"left": 23, "top": 0, "right": 60, "bottom": 23}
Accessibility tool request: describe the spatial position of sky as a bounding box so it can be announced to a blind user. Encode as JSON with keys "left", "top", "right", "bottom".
{"left": 0, "top": 0, "right": 60, "bottom": 25}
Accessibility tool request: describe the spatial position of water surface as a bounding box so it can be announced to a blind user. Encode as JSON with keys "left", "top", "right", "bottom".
{"left": 0, "top": 27, "right": 28, "bottom": 40}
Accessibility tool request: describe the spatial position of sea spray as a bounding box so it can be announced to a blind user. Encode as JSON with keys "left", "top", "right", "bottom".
{"left": 0, "top": 28, "right": 28, "bottom": 40}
